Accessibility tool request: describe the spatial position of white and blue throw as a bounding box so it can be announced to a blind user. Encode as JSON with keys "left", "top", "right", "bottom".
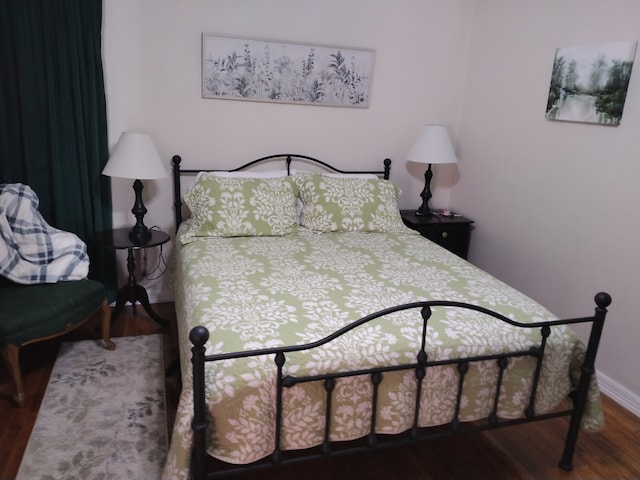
{"left": 0, "top": 183, "right": 89, "bottom": 284}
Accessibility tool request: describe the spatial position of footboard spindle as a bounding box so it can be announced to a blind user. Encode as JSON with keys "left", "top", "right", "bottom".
{"left": 273, "top": 352, "right": 286, "bottom": 463}
{"left": 452, "top": 361, "right": 469, "bottom": 432}
{"left": 412, "top": 305, "right": 431, "bottom": 439}
{"left": 368, "top": 372, "right": 383, "bottom": 446}
{"left": 525, "top": 325, "right": 551, "bottom": 419}
{"left": 489, "top": 357, "right": 509, "bottom": 425}
{"left": 322, "top": 378, "right": 336, "bottom": 454}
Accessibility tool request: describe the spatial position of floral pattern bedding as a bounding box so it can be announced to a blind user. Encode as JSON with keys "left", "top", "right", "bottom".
{"left": 162, "top": 229, "right": 603, "bottom": 480}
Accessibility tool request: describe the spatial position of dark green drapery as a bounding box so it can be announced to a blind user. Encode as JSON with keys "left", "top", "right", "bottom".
{"left": 0, "top": 0, "right": 116, "bottom": 297}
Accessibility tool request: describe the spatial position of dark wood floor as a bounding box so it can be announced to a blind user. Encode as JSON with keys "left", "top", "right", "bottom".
{"left": 1, "top": 302, "right": 638, "bottom": 480}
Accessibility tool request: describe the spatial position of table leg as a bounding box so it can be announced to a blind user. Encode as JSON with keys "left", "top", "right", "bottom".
{"left": 111, "top": 247, "right": 168, "bottom": 327}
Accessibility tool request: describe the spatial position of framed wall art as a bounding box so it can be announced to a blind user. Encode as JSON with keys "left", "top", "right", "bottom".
{"left": 545, "top": 40, "right": 637, "bottom": 125}
{"left": 202, "top": 34, "right": 374, "bottom": 108}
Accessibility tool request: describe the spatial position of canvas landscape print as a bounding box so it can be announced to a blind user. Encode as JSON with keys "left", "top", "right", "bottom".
{"left": 202, "top": 35, "right": 374, "bottom": 108}
{"left": 545, "top": 40, "right": 637, "bottom": 125}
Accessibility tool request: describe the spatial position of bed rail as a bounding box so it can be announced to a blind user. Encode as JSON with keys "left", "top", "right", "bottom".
{"left": 189, "top": 292, "right": 611, "bottom": 479}
{"left": 172, "top": 154, "right": 392, "bottom": 229}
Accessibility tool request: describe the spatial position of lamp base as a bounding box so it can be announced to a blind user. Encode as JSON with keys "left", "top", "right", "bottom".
{"left": 415, "top": 164, "right": 434, "bottom": 217}
{"left": 129, "top": 179, "right": 151, "bottom": 245}
{"left": 415, "top": 207, "right": 433, "bottom": 217}
{"left": 129, "top": 225, "right": 151, "bottom": 244}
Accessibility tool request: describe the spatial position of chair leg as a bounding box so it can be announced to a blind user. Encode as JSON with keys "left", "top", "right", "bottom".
{"left": 100, "top": 299, "right": 116, "bottom": 351}
{"left": 1, "top": 344, "right": 25, "bottom": 407}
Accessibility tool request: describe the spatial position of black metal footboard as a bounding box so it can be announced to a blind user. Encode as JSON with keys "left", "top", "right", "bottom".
{"left": 189, "top": 293, "right": 611, "bottom": 480}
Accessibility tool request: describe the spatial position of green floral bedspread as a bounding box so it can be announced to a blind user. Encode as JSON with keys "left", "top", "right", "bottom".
{"left": 162, "top": 229, "right": 603, "bottom": 479}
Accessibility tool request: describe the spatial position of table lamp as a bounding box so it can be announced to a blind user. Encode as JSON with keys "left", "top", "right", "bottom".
{"left": 102, "top": 132, "right": 167, "bottom": 244}
{"left": 406, "top": 125, "right": 458, "bottom": 216}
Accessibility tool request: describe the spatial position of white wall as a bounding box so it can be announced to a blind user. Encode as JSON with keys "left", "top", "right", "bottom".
{"left": 102, "top": 0, "right": 473, "bottom": 299}
{"left": 103, "top": 0, "right": 640, "bottom": 410}
{"left": 455, "top": 0, "right": 640, "bottom": 412}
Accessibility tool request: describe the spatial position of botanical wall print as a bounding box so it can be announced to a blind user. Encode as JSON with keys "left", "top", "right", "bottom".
{"left": 545, "top": 40, "right": 637, "bottom": 125}
{"left": 202, "top": 34, "right": 374, "bottom": 108}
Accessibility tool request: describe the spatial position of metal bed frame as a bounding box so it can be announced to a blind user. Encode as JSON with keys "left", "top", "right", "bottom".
{"left": 172, "top": 153, "right": 610, "bottom": 480}
{"left": 172, "top": 153, "right": 391, "bottom": 228}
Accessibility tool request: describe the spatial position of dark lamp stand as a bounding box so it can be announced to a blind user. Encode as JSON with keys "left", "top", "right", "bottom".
{"left": 129, "top": 179, "right": 151, "bottom": 244}
{"left": 416, "top": 163, "right": 434, "bottom": 217}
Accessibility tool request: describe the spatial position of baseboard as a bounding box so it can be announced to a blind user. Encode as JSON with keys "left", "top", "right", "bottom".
{"left": 147, "top": 290, "right": 174, "bottom": 305}
{"left": 597, "top": 372, "right": 640, "bottom": 417}
{"left": 139, "top": 279, "right": 174, "bottom": 305}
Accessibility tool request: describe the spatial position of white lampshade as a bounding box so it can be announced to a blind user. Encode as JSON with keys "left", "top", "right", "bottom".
{"left": 102, "top": 132, "right": 167, "bottom": 180}
{"left": 407, "top": 125, "right": 458, "bottom": 165}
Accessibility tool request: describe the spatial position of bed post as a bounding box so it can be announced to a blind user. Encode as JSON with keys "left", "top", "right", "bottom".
{"left": 558, "top": 292, "right": 611, "bottom": 471}
{"left": 190, "top": 326, "right": 210, "bottom": 480}
{"left": 172, "top": 155, "right": 183, "bottom": 231}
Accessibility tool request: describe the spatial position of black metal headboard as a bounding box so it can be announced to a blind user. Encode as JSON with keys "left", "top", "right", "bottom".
{"left": 172, "top": 153, "right": 392, "bottom": 229}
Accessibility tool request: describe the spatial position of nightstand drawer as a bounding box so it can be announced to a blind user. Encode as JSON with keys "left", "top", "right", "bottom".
{"left": 427, "top": 225, "right": 469, "bottom": 243}
{"left": 400, "top": 210, "right": 474, "bottom": 259}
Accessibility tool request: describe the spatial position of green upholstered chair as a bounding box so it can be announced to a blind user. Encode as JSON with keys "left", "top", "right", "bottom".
{"left": 0, "top": 278, "right": 115, "bottom": 406}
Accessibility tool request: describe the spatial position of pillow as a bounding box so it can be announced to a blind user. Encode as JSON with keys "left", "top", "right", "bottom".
{"left": 182, "top": 174, "right": 299, "bottom": 239}
{"left": 291, "top": 170, "right": 378, "bottom": 190}
{"left": 187, "top": 169, "right": 288, "bottom": 190}
{"left": 323, "top": 172, "right": 379, "bottom": 179}
{"left": 298, "top": 173, "right": 408, "bottom": 233}
{"left": 207, "top": 169, "right": 288, "bottom": 178}
{"left": 292, "top": 171, "right": 380, "bottom": 222}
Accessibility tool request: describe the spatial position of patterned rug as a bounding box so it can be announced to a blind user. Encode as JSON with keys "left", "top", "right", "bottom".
{"left": 16, "top": 334, "right": 167, "bottom": 480}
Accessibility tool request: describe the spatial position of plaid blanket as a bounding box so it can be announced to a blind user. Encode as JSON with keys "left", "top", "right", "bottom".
{"left": 0, "top": 183, "right": 89, "bottom": 284}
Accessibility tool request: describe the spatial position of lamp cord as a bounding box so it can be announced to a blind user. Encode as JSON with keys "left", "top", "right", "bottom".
{"left": 143, "top": 226, "right": 168, "bottom": 281}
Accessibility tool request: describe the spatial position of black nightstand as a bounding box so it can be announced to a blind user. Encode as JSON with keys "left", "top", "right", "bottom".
{"left": 400, "top": 210, "right": 474, "bottom": 259}
{"left": 93, "top": 228, "right": 170, "bottom": 326}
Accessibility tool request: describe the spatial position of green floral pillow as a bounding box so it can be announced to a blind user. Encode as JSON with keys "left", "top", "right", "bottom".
{"left": 298, "top": 173, "right": 409, "bottom": 233}
{"left": 182, "top": 174, "right": 299, "bottom": 239}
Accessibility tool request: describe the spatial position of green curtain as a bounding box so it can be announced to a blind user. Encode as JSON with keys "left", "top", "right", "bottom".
{"left": 0, "top": 0, "right": 116, "bottom": 298}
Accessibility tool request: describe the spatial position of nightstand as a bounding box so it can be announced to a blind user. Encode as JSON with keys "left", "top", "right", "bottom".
{"left": 93, "top": 228, "right": 170, "bottom": 326}
{"left": 400, "top": 210, "right": 474, "bottom": 259}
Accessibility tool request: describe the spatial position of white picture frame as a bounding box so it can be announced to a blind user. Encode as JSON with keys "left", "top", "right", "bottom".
{"left": 202, "top": 34, "right": 375, "bottom": 108}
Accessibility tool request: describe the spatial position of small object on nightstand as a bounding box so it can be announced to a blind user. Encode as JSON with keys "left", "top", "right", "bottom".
{"left": 93, "top": 228, "right": 170, "bottom": 326}
{"left": 400, "top": 209, "right": 473, "bottom": 259}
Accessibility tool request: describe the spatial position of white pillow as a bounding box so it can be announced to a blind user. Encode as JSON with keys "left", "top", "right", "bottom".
{"left": 291, "top": 168, "right": 379, "bottom": 179}
{"left": 187, "top": 169, "right": 288, "bottom": 192}
{"left": 323, "top": 172, "right": 379, "bottom": 179}
{"left": 208, "top": 169, "right": 288, "bottom": 178}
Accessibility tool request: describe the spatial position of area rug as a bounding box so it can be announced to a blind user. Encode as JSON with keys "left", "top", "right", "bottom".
{"left": 16, "top": 334, "right": 167, "bottom": 480}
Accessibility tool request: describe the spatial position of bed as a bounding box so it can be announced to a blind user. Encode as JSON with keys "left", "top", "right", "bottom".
{"left": 162, "top": 153, "right": 610, "bottom": 480}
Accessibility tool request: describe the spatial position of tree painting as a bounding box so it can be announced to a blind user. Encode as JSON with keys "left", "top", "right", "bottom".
{"left": 202, "top": 35, "right": 374, "bottom": 108}
{"left": 545, "top": 41, "right": 637, "bottom": 125}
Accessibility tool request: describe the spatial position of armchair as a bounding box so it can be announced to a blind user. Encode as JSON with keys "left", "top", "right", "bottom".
{"left": 0, "top": 278, "right": 114, "bottom": 406}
